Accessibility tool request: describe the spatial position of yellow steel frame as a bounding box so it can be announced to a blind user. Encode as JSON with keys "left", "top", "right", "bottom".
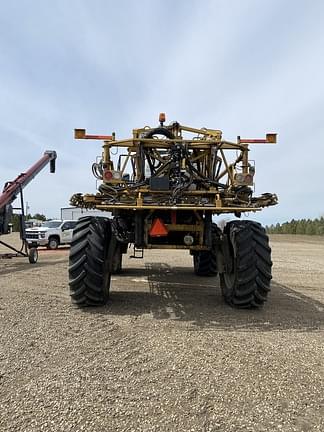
{"left": 72, "top": 122, "right": 277, "bottom": 214}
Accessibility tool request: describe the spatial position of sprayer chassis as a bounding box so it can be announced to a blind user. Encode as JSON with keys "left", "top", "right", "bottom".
{"left": 68, "top": 119, "right": 277, "bottom": 308}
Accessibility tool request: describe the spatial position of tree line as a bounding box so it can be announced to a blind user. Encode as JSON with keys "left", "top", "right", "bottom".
{"left": 10, "top": 213, "right": 46, "bottom": 231}
{"left": 266, "top": 217, "right": 324, "bottom": 236}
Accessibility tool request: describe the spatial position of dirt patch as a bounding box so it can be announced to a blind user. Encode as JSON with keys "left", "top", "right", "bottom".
{"left": 0, "top": 233, "right": 324, "bottom": 431}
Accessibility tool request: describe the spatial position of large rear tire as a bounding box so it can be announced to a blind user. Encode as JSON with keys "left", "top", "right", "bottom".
{"left": 193, "top": 224, "right": 221, "bottom": 276}
{"left": 220, "top": 220, "right": 272, "bottom": 308}
{"left": 68, "top": 216, "right": 112, "bottom": 307}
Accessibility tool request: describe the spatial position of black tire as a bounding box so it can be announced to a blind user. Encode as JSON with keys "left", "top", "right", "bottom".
{"left": 47, "top": 236, "right": 59, "bottom": 250}
{"left": 220, "top": 220, "right": 272, "bottom": 308}
{"left": 28, "top": 247, "right": 38, "bottom": 264}
{"left": 68, "top": 216, "right": 111, "bottom": 307}
{"left": 194, "top": 224, "right": 220, "bottom": 276}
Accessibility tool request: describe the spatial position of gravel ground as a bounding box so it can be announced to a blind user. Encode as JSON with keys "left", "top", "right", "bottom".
{"left": 0, "top": 233, "right": 324, "bottom": 432}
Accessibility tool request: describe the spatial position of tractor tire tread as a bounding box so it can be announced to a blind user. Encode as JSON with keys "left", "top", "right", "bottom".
{"left": 68, "top": 217, "right": 111, "bottom": 307}
{"left": 221, "top": 220, "right": 272, "bottom": 308}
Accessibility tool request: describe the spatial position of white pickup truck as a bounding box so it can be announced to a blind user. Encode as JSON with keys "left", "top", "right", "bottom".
{"left": 25, "top": 220, "right": 77, "bottom": 249}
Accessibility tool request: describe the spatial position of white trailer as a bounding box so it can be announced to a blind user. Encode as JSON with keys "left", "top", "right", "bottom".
{"left": 60, "top": 207, "right": 111, "bottom": 221}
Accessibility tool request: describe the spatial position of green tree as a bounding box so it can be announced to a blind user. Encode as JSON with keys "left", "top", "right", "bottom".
{"left": 305, "top": 221, "right": 316, "bottom": 235}
{"left": 316, "top": 225, "right": 324, "bottom": 235}
{"left": 267, "top": 217, "right": 324, "bottom": 236}
{"left": 296, "top": 220, "right": 306, "bottom": 234}
{"left": 275, "top": 223, "right": 281, "bottom": 233}
{"left": 32, "top": 213, "right": 46, "bottom": 221}
{"left": 10, "top": 214, "right": 21, "bottom": 232}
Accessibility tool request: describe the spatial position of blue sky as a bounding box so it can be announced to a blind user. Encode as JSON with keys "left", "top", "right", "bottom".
{"left": 1, "top": 0, "right": 324, "bottom": 225}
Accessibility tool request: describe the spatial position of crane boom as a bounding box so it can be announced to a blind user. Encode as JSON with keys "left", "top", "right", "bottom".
{"left": 0, "top": 151, "right": 56, "bottom": 211}
{"left": 0, "top": 150, "right": 57, "bottom": 235}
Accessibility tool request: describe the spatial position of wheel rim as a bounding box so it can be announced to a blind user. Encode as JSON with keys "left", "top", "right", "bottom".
{"left": 49, "top": 239, "right": 57, "bottom": 249}
{"left": 223, "top": 245, "right": 236, "bottom": 294}
{"left": 223, "top": 271, "right": 235, "bottom": 289}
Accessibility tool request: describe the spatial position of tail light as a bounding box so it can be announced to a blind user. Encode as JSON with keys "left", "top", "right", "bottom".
{"left": 103, "top": 170, "right": 122, "bottom": 182}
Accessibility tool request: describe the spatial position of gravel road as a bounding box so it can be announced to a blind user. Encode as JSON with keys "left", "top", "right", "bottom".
{"left": 0, "top": 234, "right": 324, "bottom": 431}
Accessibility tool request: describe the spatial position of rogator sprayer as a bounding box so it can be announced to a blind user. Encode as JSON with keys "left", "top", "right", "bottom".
{"left": 69, "top": 114, "right": 277, "bottom": 308}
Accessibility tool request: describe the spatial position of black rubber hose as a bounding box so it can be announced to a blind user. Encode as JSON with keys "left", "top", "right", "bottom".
{"left": 144, "top": 127, "right": 175, "bottom": 139}
{"left": 187, "top": 160, "right": 227, "bottom": 189}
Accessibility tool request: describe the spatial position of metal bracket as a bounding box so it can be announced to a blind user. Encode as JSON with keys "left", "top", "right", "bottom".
{"left": 130, "top": 245, "right": 144, "bottom": 259}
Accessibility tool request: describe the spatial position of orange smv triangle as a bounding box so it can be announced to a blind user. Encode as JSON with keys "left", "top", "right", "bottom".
{"left": 149, "top": 218, "right": 168, "bottom": 237}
